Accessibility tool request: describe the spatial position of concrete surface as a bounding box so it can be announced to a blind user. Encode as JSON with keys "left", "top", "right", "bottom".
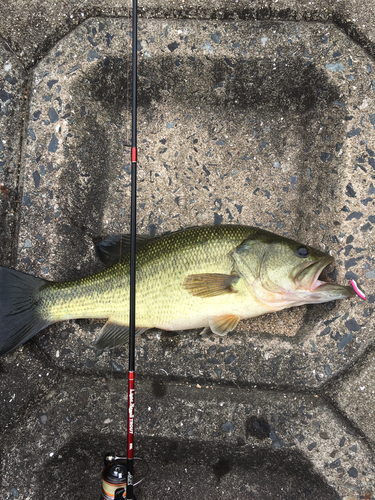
{"left": 0, "top": 1, "right": 374, "bottom": 499}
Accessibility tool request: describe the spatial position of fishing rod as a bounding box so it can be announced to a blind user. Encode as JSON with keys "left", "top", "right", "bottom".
{"left": 127, "top": 0, "right": 138, "bottom": 495}
{"left": 101, "top": 0, "right": 138, "bottom": 498}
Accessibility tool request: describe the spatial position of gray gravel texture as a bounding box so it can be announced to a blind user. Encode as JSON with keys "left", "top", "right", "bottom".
{"left": 0, "top": 1, "right": 374, "bottom": 499}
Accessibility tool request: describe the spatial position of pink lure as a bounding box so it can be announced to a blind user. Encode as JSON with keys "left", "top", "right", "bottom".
{"left": 350, "top": 280, "right": 367, "bottom": 300}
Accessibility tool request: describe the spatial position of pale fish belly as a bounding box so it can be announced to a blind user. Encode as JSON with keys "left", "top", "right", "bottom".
{"left": 150, "top": 282, "right": 277, "bottom": 332}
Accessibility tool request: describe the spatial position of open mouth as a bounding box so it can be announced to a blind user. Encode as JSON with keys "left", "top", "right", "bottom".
{"left": 296, "top": 255, "right": 334, "bottom": 291}
{"left": 310, "top": 256, "right": 336, "bottom": 291}
{"left": 295, "top": 255, "right": 354, "bottom": 298}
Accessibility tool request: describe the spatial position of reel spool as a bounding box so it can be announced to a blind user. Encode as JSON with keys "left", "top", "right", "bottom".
{"left": 102, "top": 455, "right": 127, "bottom": 500}
{"left": 101, "top": 454, "right": 145, "bottom": 499}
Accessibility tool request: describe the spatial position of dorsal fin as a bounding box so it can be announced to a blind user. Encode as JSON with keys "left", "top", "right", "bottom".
{"left": 95, "top": 234, "right": 153, "bottom": 266}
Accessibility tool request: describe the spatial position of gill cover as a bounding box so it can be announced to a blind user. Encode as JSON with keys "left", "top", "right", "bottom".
{"left": 230, "top": 232, "right": 316, "bottom": 293}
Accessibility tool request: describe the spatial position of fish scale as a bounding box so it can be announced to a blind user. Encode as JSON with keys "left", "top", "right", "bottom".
{"left": 38, "top": 225, "right": 253, "bottom": 328}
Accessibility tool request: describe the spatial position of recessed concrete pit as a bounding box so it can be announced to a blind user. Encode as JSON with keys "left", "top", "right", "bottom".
{"left": 0, "top": 11, "right": 374, "bottom": 500}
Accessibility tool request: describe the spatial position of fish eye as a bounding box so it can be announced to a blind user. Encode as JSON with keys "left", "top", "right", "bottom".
{"left": 296, "top": 246, "right": 310, "bottom": 258}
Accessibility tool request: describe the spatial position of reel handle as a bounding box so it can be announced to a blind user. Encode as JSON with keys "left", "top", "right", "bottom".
{"left": 114, "top": 488, "right": 125, "bottom": 500}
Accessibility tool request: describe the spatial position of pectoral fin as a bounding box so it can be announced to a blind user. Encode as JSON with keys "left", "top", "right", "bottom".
{"left": 94, "top": 321, "right": 148, "bottom": 350}
{"left": 209, "top": 314, "right": 240, "bottom": 336}
{"left": 183, "top": 273, "right": 240, "bottom": 298}
{"left": 199, "top": 326, "right": 211, "bottom": 336}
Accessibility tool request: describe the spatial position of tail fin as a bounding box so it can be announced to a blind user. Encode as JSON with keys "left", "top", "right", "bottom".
{"left": 0, "top": 267, "right": 51, "bottom": 356}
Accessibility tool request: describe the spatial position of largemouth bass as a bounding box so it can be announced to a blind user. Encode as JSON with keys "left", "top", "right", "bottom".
{"left": 0, "top": 225, "right": 354, "bottom": 356}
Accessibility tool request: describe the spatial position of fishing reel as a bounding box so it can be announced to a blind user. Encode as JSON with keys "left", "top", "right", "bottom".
{"left": 101, "top": 454, "right": 146, "bottom": 499}
{"left": 101, "top": 455, "right": 128, "bottom": 500}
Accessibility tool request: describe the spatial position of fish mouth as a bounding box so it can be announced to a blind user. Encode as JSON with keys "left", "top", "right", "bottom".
{"left": 295, "top": 256, "right": 354, "bottom": 299}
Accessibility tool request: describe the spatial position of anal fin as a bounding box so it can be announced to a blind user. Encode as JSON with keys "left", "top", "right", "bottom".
{"left": 209, "top": 314, "right": 240, "bottom": 336}
{"left": 94, "top": 321, "right": 148, "bottom": 350}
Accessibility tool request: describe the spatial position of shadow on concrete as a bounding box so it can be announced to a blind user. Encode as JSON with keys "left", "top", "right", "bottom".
{"left": 34, "top": 432, "right": 340, "bottom": 499}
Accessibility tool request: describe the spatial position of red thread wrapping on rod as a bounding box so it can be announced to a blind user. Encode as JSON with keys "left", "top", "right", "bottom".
{"left": 131, "top": 147, "right": 137, "bottom": 163}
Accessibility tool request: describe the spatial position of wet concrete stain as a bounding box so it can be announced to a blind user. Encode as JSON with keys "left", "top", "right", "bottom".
{"left": 212, "top": 457, "right": 231, "bottom": 480}
{"left": 246, "top": 415, "right": 271, "bottom": 440}
{"left": 151, "top": 379, "right": 167, "bottom": 398}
